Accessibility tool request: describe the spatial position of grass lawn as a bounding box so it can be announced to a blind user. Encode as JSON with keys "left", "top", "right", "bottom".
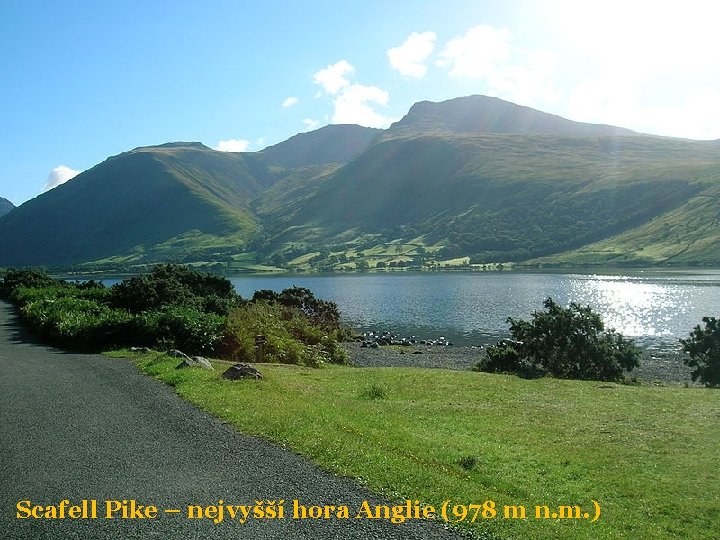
{"left": 111, "top": 350, "right": 720, "bottom": 539}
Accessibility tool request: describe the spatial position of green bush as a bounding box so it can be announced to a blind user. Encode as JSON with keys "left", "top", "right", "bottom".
{"left": 252, "top": 286, "right": 342, "bottom": 330}
{"left": 477, "top": 298, "right": 641, "bottom": 382}
{"left": 4, "top": 265, "right": 348, "bottom": 365}
{"left": 680, "top": 317, "right": 720, "bottom": 387}
{"left": 19, "top": 294, "right": 131, "bottom": 350}
{"left": 1, "top": 268, "right": 59, "bottom": 297}
{"left": 110, "top": 264, "right": 238, "bottom": 315}
{"left": 221, "top": 302, "right": 348, "bottom": 366}
{"left": 133, "top": 306, "right": 225, "bottom": 355}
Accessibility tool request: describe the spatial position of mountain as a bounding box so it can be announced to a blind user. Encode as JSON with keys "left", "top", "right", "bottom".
{"left": 0, "top": 197, "right": 14, "bottom": 218}
{"left": 0, "top": 143, "right": 269, "bottom": 266}
{"left": 1, "top": 95, "right": 719, "bottom": 270}
{"left": 388, "top": 95, "right": 636, "bottom": 137}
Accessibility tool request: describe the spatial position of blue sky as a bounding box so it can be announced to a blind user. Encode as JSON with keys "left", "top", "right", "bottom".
{"left": 2, "top": 0, "right": 719, "bottom": 205}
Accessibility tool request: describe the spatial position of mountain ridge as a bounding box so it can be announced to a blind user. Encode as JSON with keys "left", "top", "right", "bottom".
{"left": 0, "top": 197, "right": 13, "bottom": 218}
{"left": 388, "top": 95, "right": 637, "bottom": 137}
{"left": 1, "top": 95, "right": 719, "bottom": 270}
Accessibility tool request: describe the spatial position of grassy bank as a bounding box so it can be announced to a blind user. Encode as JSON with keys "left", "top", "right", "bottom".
{"left": 113, "top": 349, "right": 719, "bottom": 539}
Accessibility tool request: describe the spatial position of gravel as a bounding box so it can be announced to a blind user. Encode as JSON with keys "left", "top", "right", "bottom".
{"left": 345, "top": 342, "right": 695, "bottom": 385}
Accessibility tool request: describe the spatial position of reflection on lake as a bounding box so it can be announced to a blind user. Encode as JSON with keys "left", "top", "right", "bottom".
{"left": 230, "top": 270, "right": 720, "bottom": 353}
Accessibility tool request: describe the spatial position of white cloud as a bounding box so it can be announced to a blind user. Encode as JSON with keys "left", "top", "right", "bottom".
{"left": 282, "top": 96, "right": 299, "bottom": 108}
{"left": 303, "top": 118, "right": 320, "bottom": 131}
{"left": 312, "top": 61, "right": 394, "bottom": 128}
{"left": 436, "top": 24, "right": 559, "bottom": 110}
{"left": 43, "top": 165, "right": 80, "bottom": 192}
{"left": 214, "top": 139, "right": 250, "bottom": 152}
{"left": 313, "top": 60, "right": 354, "bottom": 94}
{"left": 437, "top": 25, "right": 511, "bottom": 79}
{"left": 539, "top": 0, "right": 720, "bottom": 138}
{"left": 331, "top": 84, "right": 393, "bottom": 128}
{"left": 488, "top": 49, "right": 560, "bottom": 107}
{"left": 387, "top": 31, "right": 436, "bottom": 78}
{"left": 660, "top": 88, "right": 720, "bottom": 140}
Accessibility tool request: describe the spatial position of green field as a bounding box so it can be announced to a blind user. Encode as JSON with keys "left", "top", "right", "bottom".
{"left": 112, "top": 350, "right": 720, "bottom": 539}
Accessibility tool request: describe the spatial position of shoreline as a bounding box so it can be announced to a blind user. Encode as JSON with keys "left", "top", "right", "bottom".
{"left": 344, "top": 342, "right": 695, "bottom": 385}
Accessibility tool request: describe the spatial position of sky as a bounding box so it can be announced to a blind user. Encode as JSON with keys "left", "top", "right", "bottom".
{"left": 2, "top": 0, "right": 719, "bottom": 205}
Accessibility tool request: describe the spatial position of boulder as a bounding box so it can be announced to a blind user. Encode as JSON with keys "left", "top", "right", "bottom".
{"left": 222, "top": 363, "right": 263, "bottom": 380}
{"left": 176, "top": 356, "right": 214, "bottom": 370}
{"left": 167, "top": 349, "right": 191, "bottom": 360}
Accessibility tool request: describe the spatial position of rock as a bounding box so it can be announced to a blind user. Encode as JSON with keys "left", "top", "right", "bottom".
{"left": 222, "top": 363, "right": 263, "bottom": 381}
{"left": 167, "top": 349, "right": 191, "bottom": 360}
{"left": 176, "top": 356, "right": 214, "bottom": 370}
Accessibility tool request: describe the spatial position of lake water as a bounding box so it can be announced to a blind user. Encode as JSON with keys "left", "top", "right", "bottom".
{"left": 229, "top": 270, "right": 720, "bottom": 354}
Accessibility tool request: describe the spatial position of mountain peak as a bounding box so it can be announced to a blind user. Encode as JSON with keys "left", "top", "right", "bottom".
{"left": 130, "top": 142, "right": 212, "bottom": 154}
{"left": 0, "top": 197, "right": 14, "bottom": 218}
{"left": 390, "top": 95, "right": 636, "bottom": 137}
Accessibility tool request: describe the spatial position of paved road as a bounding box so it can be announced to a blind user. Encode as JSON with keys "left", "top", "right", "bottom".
{"left": 0, "top": 301, "right": 466, "bottom": 539}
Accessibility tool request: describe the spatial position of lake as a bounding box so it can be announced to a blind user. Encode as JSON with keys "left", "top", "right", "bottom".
{"left": 229, "top": 270, "right": 720, "bottom": 353}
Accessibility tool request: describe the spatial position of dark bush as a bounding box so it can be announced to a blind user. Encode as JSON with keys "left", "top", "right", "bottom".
{"left": 110, "top": 264, "right": 238, "bottom": 314}
{"left": 477, "top": 298, "right": 641, "bottom": 382}
{"left": 680, "top": 317, "right": 720, "bottom": 387}
{"left": 1, "top": 268, "right": 59, "bottom": 297}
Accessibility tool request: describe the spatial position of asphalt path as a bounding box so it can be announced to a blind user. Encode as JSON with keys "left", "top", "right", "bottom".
{"left": 0, "top": 300, "right": 467, "bottom": 539}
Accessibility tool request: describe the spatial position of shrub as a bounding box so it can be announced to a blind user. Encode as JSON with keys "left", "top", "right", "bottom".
{"left": 680, "top": 317, "right": 720, "bottom": 387}
{"left": 477, "top": 297, "right": 641, "bottom": 382}
{"left": 110, "top": 264, "right": 238, "bottom": 314}
{"left": 1, "top": 268, "right": 59, "bottom": 297}
{"left": 19, "top": 294, "right": 132, "bottom": 350}
{"left": 252, "top": 287, "right": 342, "bottom": 330}
{"left": 221, "top": 301, "right": 348, "bottom": 366}
{"left": 132, "top": 306, "right": 225, "bottom": 355}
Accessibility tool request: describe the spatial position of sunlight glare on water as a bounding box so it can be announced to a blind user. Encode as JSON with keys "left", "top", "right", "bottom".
{"left": 567, "top": 275, "right": 690, "bottom": 340}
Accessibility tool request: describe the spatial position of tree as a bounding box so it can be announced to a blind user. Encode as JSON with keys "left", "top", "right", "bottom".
{"left": 476, "top": 298, "right": 641, "bottom": 382}
{"left": 680, "top": 317, "right": 720, "bottom": 387}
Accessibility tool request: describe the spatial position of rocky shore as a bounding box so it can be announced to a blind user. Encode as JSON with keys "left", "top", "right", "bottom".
{"left": 344, "top": 342, "right": 695, "bottom": 385}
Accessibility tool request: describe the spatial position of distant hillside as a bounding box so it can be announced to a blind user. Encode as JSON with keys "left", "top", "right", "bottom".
{"left": 1, "top": 95, "right": 720, "bottom": 270}
{"left": 0, "top": 197, "right": 13, "bottom": 218}
{"left": 389, "top": 95, "right": 636, "bottom": 137}
{"left": 526, "top": 183, "right": 720, "bottom": 266}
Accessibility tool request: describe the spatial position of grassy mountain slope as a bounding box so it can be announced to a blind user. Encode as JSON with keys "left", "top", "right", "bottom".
{"left": 0, "top": 143, "right": 262, "bottom": 266}
{"left": 0, "top": 197, "right": 14, "bottom": 218}
{"left": 271, "top": 131, "right": 719, "bottom": 263}
{"left": 527, "top": 182, "right": 720, "bottom": 266}
{"left": 257, "top": 124, "right": 381, "bottom": 168}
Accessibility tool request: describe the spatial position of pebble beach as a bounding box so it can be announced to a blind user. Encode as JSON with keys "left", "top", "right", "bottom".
{"left": 344, "top": 342, "right": 695, "bottom": 385}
